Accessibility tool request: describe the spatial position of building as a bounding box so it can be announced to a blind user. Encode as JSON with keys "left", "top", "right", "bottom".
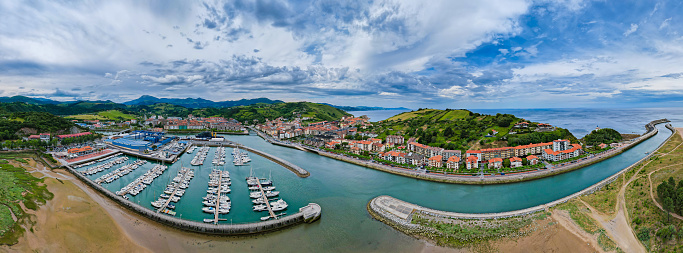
{"left": 57, "top": 132, "right": 92, "bottom": 140}
{"left": 371, "top": 142, "right": 385, "bottom": 152}
{"left": 446, "top": 156, "right": 460, "bottom": 169}
{"left": 514, "top": 122, "right": 529, "bottom": 128}
{"left": 385, "top": 135, "right": 405, "bottom": 146}
{"left": 39, "top": 133, "right": 50, "bottom": 141}
{"left": 67, "top": 146, "right": 94, "bottom": 156}
{"left": 408, "top": 142, "right": 444, "bottom": 157}
{"left": 527, "top": 155, "right": 539, "bottom": 165}
{"left": 405, "top": 153, "right": 426, "bottom": 166}
{"left": 465, "top": 150, "right": 482, "bottom": 161}
{"left": 598, "top": 143, "right": 608, "bottom": 149}
{"left": 427, "top": 155, "right": 443, "bottom": 168}
{"left": 441, "top": 150, "right": 461, "bottom": 161}
{"left": 513, "top": 142, "right": 553, "bottom": 157}
{"left": 488, "top": 158, "right": 503, "bottom": 169}
{"left": 480, "top": 147, "right": 515, "bottom": 160}
{"left": 542, "top": 139, "right": 583, "bottom": 162}
{"left": 509, "top": 157, "right": 522, "bottom": 168}
{"left": 466, "top": 156, "right": 479, "bottom": 170}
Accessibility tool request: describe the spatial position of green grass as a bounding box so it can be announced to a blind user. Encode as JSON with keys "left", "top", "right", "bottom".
{"left": 556, "top": 201, "right": 601, "bottom": 234}
{"left": 410, "top": 212, "right": 537, "bottom": 249}
{"left": 597, "top": 230, "right": 618, "bottom": 251}
{"left": 66, "top": 109, "right": 136, "bottom": 121}
{"left": 437, "top": 110, "right": 470, "bottom": 121}
{"left": 385, "top": 109, "right": 440, "bottom": 121}
{"left": 0, "top": 157, "right": 53, "bottom": 245}
{"left": 581, "top": 175, "right": 622, "bottom": 215}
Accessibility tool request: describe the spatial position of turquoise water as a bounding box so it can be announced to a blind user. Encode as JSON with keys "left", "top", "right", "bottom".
{"left": 77, "top": 120, "right": 672, "bottom": 251}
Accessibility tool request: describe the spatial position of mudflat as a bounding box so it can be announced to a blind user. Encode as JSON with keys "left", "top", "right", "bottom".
{"left": 1, "top": 159, "right": 148, "bottom": 253}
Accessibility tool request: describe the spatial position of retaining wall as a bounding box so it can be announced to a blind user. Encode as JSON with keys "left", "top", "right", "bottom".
{"left": 65, "top": 165, "right": 315, "bottom": 235}
{"left": 368, "top": 122, "right": 677, "bottom": 221}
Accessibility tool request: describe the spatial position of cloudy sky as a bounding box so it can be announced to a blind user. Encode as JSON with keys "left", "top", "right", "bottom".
{"left": 1, "top": 0, "right": 682, "bottom": 109}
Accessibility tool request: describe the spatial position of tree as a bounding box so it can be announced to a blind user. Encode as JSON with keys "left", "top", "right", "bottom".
{"left": 503, "top": 159, "right": 511, "bottom": 168}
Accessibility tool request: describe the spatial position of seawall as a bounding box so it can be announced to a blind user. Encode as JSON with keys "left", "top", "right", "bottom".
{"left": 368, "top": 122, "right": 676, "bottom": 224}
{"left": 65, "top": 165, "right": 321, "bottom": 235}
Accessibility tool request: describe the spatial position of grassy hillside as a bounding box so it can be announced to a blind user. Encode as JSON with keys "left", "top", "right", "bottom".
{"left": 66, "top": 110, "right": 137, "bottom": 121}
{"left": 190, "top": 102, "right": 352, "bottom": 123}
{"left": 370, "top": 108, "right": 576, "bottom": 151}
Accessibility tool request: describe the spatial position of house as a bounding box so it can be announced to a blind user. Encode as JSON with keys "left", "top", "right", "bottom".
{"left": 598, "top": 143, "right": 608, "bottom": 149}
{"left": 39, "top": 133, "right": 50, "bottom": 141}
{"left": 488, "top": 158, "right": 503, "bottom": 169}
{"left": 466, "top": 156, "right": 479, "bottom": 170}
{"left": 427, "top": 155, "right": 443, "bottom": 168}
{"left": 368, "top": 138, "right": 382, "bottom": 144}
{"left": 509, "top": 157, "right": 522, "bottom": 168}
{"left": 385, "top": 135, "right": 405, "bottom": 146}
{"left": 527, "top": 155, "right": 539, "bottom": 165}
{"left": 514, "top": 122, "right": 529, "bottom": 128}
{"left": 446, "top": 156, "right": 460, "bottom": 169}
{"left": 28, "top": 135, "right": 40, "bottom": 140}
{"left": 371, "top": 142, "right": 385, "bottom": 152}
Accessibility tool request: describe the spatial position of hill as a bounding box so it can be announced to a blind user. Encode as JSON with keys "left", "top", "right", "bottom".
{"left": 582, "top": 128, "right": 622, "bottom": 146}
{"left": 370, "top": 108, "right": 577, "bottom": 151}
{"left": 190, "top": 102, "right": 352, "bottom": 123}
{"left": 123, "top": 95, "right": 283, "bottom": 108}
{"left": 0, "top": 111, "right": 75, "bottom": 141}
{"left": 0, "top": 96, "right": 61, "bottom": 105}
{"left": 321, "top": 103, "right": 410, "bottom": 111}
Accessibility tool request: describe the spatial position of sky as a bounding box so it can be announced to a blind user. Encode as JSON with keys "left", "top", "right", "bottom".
{"left": 1, "top": 0, "right": 683, "bottom": 109}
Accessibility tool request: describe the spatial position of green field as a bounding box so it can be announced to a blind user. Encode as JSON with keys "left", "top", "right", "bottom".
{"left": 66, "top": 110, "right": 137, "bottom": 121}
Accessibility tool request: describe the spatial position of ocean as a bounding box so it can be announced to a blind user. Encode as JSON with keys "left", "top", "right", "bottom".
{"left": 353, "top": 107, "right": 683, "bottom": 138}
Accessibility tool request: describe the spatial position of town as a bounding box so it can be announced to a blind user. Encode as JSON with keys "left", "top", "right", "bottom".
{"left": 254, "top": 116, "right": 610, "bottom": 175}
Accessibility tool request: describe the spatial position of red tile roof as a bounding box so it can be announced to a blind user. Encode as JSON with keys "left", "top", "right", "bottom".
{"left": 447, "top": 156, "right": 461, "bottom": 162}
{"left": 509, "top": 157, "right": 522, "bottom": 162}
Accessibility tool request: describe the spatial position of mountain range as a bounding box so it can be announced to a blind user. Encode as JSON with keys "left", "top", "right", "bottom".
{"left": 0, "top": 95, "right": 409, "bottom": 111}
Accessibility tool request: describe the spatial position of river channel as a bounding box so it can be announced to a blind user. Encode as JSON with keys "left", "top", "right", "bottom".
{"left": 76, "top": 123, "right": 671, "bottom": 252}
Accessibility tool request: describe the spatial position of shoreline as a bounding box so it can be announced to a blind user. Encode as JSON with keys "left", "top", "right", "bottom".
{"left": 366, "top": 123, "right": 677, "bottom": 246}
{"left": 251, "top": 119, "right": 669, "bottom": 185}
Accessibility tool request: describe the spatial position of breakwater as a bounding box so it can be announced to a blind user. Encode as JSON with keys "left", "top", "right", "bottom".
{"left": 368, "top": 122, "right": 676, "bottom": 227}
{"left": 65, "top": 164, "right": 321, "bottom": 235}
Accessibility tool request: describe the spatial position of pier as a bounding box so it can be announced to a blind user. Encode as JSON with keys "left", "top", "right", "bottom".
{"left": 213, "top": 170, "right": 227, "bottom": 224}
{"left": 157, "top": 167, "right": 192, "bottom": 213}
{"left": 189, "top": 140, "right": 310, "bottom": 177}
{"left": 256, "top": 178, "right": 276, "bottom": 219}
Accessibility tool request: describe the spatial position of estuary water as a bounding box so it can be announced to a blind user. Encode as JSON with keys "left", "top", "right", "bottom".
{"left": 78, "top": 108, "right": 680, "bottom": 252}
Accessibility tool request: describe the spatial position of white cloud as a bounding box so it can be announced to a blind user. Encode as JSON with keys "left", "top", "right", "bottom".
{"left": 624, "top": 23, "right": 638, "bottom": 36}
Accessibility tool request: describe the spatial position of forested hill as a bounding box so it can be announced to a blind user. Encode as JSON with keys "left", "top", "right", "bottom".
{"left": 582, "top": 128, "right": 622, "bottom": 146}
{"left": 368, "top": 108, "right": 577, "bottom": 151}
{"left": 188, "top": 102, "right": 352, "bottom": 123}
{"left": 0, "top": 112, "right": 75, "bottom": 141}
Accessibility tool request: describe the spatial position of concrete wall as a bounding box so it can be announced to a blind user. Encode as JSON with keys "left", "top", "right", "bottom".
{"left": 65, "top": 165, "right": 314, "bottom": 235}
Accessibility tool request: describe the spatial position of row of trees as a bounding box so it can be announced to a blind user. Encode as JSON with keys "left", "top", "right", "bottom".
{"left": 507, "top": 128, "right": 577, "bottom": 147}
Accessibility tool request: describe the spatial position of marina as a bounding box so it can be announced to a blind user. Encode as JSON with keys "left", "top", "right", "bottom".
{"left": 94, "top": 160, "right": 147, "bottom": 184}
